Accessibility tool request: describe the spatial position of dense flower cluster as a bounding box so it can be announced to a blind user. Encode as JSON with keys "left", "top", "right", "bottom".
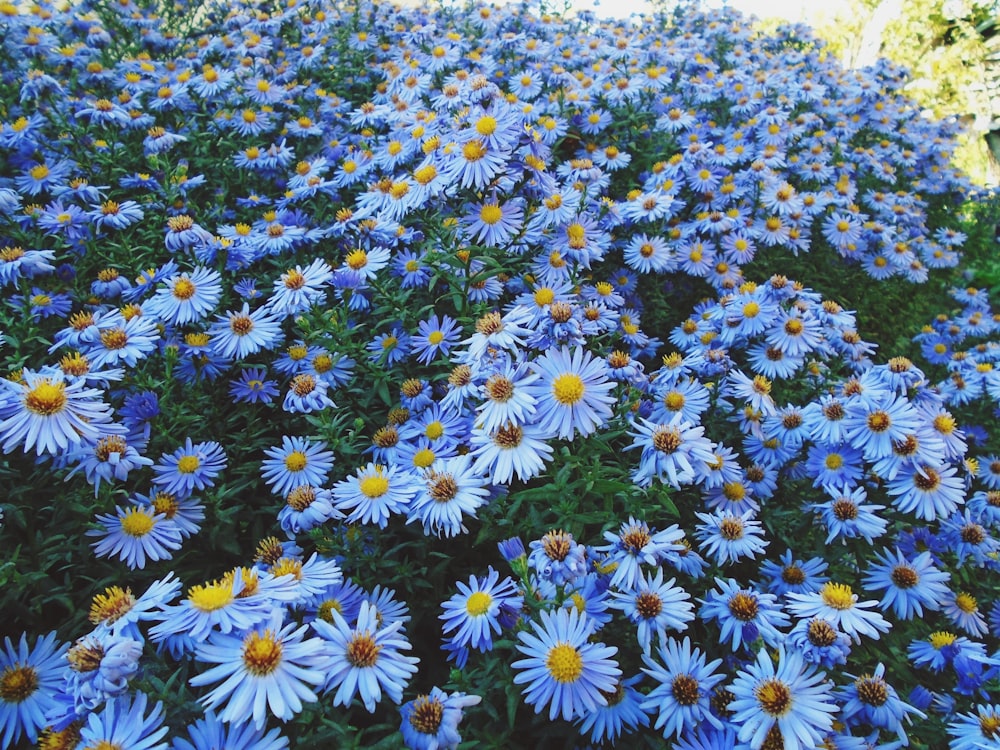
{"left": 0, "top": 0, "right": 995, "bottom": 747}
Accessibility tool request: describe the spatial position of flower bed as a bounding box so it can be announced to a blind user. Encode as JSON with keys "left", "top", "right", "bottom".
{"left": 0, "top": 0, "right": 998, "bottom": 747}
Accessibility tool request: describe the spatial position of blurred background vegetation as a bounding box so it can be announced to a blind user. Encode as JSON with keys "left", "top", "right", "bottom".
{"left": 782, "top": 0, "right": 1000, "bottom": 185}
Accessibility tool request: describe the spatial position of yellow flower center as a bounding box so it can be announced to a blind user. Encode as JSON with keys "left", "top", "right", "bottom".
{"left": 359, "top": 471, "right": 389, "bottom": 498}
{"left": 475, "top": 115, "right": 497, "bottom": 136}
{"left": 409, "top": 694, "right": 444, "bottom": 734}
{"left": 172, "top": 278, "right": 196, "bottom": 300}
{"left": 89, "top": 586, "right": 135, "bottom": 625}
{"left": 346, "top": 632, "right": 381, "bottom": 667}
{"left": 465, "top": 591, "right": 492, "bottom": 616}
{"left": 188, "top": 580, "right": 234, "bottom": 612}
{"left": 284, "top": 451, "right": 307, "bottom": 472}
{"left": 345, "top": 249, "right": 368, "bottom": 270}
{"left": 424, "top": 421, "right": 444, "bottom": 440}
{"left": 664, "top": 391, "right": 685, "bottom": 411}
{"left": 479, "top": 203, "right": 503, "bottom": 225}
{"left": 551, "top": 373, "right": 585, "bottom": 405}
{"left": 955, "top": 592, "right": 978, "bottom": 614}
{"left": 755, "top": 678, "right": 792, "bottom": 716}
{"left": 119, "top": 508, "right": 154, "bottom": 537}
{"left": 412, "top": 448, "right": 436, "bottom": 468}
{"left": 546, "top": 642, "right": 584, "bottom": 683}
{"left": 177, "top": 455, "right": 201, "bottom": 474}
{"left": 25, "top": 380, "right": 67, "bottom": 416}
{"left": 824, "top": 453, "right": 844, "bottom": 470}
{"left": 242, "top": 630, "right": 283, "bottom": 676}
{"left": 0, "top": 664, "right": 39, "bottom": 703}
{"left": 929, "top": 631, "right": 956, "bottom": 649}
{"left": 820, "top": 582, "right": 855, "bottom": 610}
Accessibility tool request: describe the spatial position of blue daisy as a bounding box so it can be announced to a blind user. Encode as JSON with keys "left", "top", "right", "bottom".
{"left": 527, "top": 345, "right": 616, "bottom": 440}
{"left": 88, "top": 505, "right": 183, "bottom": 569}
{"left": 440, "top": 567, "right": 522, "bottom": 655}
{"left": 574, "top": 674, "right": 650, "bottom": 745}
{"left": 699, "top": 577, "right": 790, "bottom": 652}
{"left": 947, "top": 704, "right": 1000, "bottom": 750}
{"left": 639, "top": 635, "right": 724, "bottom": 739}
{"left": 836, "top": 662, "right": 925, "bottom": 744}
{"left": 172, "top": 710, "right": 289, "bottom": 750}
{"left": 511, "top": 607, "right": 621, "bottom": 722}
{"left": 861, "top": 547, "right": 951, "bottom": 619}
{"left": 313, "top": 601, "right": 419, "bottom": 712}
{"left": 190, "top": 616, "right": 328, "bottom": 729}
{"left": 261, "top": 436, "right": 334, "bottom": 497}
{"left": 0, "top": 631, "right": 67, "bottom": 748}
{"left": 608, "top": 567, "right": 695, "bottom": 654}
{"left": 0, "top": 365, "right": 115, "bottom": 457}
{"left": 407, "top": 455, "right": 491, "bottom": 537}
{"left": 399, "top": 687, "right": 481, "bottom": 750}
{"left": 728, "top": 645, "right": 838, "bottom": 750}
{"left": 332, "top": 462, "right": 419, "bottom": 529}
{"left": 152, "top": 438, "right": 226, "bottom": 499}
{"left": 208, "top": 303, "right": 283, "bottom": 360}
{"left": 76, "top": 692, "right": 168, "bottom": 750}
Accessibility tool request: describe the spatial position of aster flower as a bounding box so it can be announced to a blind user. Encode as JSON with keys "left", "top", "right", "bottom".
{"left": 699, "top": 577, "right": 790, "bottom": 652}
{"left": 728, "top": 645, "right": 838, "bottom": 750}
{"left": 0, "top": 366, "right": 115, "bottom": 456}
{"left": 88, "top": 573, "right": 181, "bottom": 640}
{"left": 527, "top": 346, "right": 616, "bottom": 440}
{"left": 837, "top": 662, "right": 925, "bottom": 744}
{"left": 75, "top": 692, "right": 168, "bottom": 750}
{"left": 469, "top": 419, "right": 554, "bottom": 484}
{"left": 332, "top": 463, "right": 419, "bottom": 528}
{"left": 609, "top": 568, "right": 695, "bottom": 653}
{"left": 694, "top": 510, "right": 768, "bottom": 565}
{"left": 150, "top": 568, "right": 275, "bottom": 647}
{"left": 277, "top": 485, "right": 341, "bottom": 537}
{"left": 0, "top": 631, "right": 67, "bottom": 748}
{"left": 640, "top": 636, "right": 724, "bottom": 739}
{"left": 886, "top": 461, "right": 966, "bottom": 521}
{"left": 947, "top": 704, "right": 1000, "bottom": 750}
{"left": 399, "top": 687, "right": 481, "bottom": 750}
{"left": 171, "top": 710, "right": 289, "bottom": 750}
{"left": 594, "top": 516, "right": 684, "bottom": 592}
{"left": 264, "top": 258, "right": 332, "bottom": 318}
{"left": 261, "top": 436, "right": 334, "bottom": 497}
{"left": 190, "top": 615, "right": 328, "bottom": 729}
{"left": 230, "top": 367, "right": 280, "bottom": 404}
{"left": 574, "top": 674, "right": 650, "bottom": 745}
{"left": 786, "top": 582, "right": 892, "bottom": 643}
{"left": 142, "top": 267, "right": 222, "bottom": 326}
{"left": 474, "top": 362, "right": 539, "bottom": 434}
{"left": 758, "top": 550, "right": 829, "bottom": 598}
{"left": 62, "top": 631, "right": 143, "bottom": 717}
{"left": 88, "top": 505, "right": 183, "bottom": 569}
{"left": 528, "top": 529, "right": 588, "bottom": 587}
{"left": 411, "top": 314, "right": 461, "bottom": 365}
{"left": 313, "top": 601, "right": 419, "bottom": 712}
{"left": 282, "top": 374, "right": 336, "bottom": 414}
{"left": 407, "top": 455, "right": 491, "bottom": 537}
{"left": 152, "top": 439, "right": 226, "bottom": 498}
{"left": 462, "top": 197, "right": 523, "bottom": 247}
{"left": 511, "top": 607, "right": 621, "bottom": 722}
{"left": 943, "top": 591, "right": 990, "bottom": 636}
{"left": 861, "top": 548, "right": 951, "bottom": 619}
{"left": 626, "top": 414, "right": 717, "bottom": 490}
{"left": 787, "top": 617, "right": 852, "bottom": 668}
{"left": 439, "top": 567, "right": 522, "bottom": 655}
{"left": 208, "top": 303, "right": 283, "bottom": 360}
